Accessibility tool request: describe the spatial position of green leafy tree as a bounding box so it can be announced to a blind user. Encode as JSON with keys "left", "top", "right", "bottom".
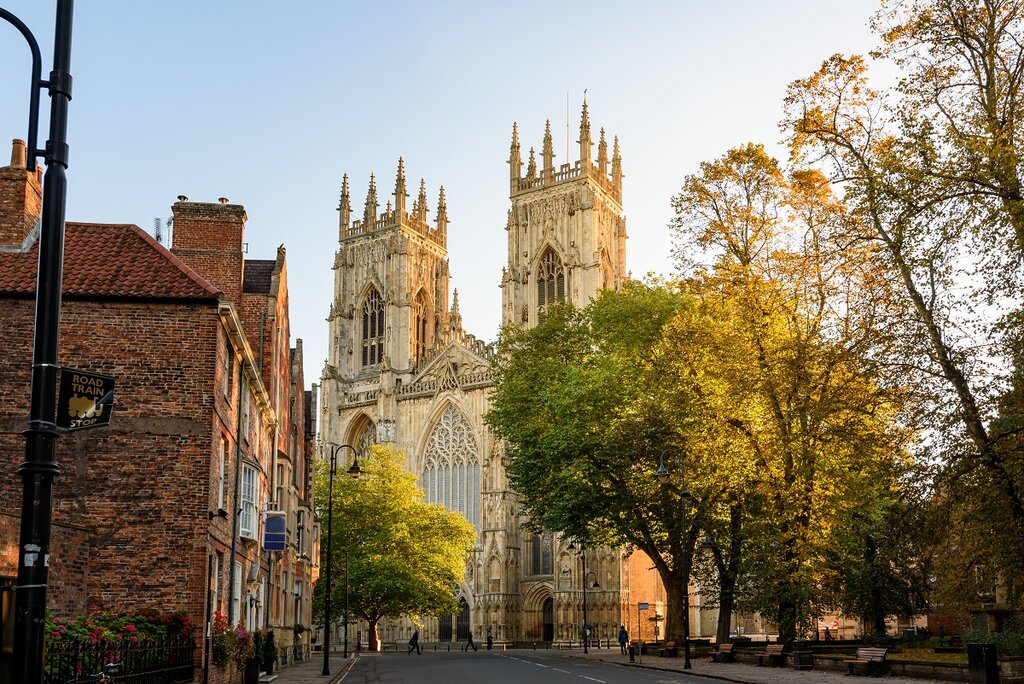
{"left": 313, "top": 444, "right": 476, "bottom": 650}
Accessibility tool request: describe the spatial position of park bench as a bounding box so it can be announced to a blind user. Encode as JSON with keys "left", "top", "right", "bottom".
{"left": 845, "top": 646, "right": 889, "bottom": 676}
{"left": 658, "top": 641, "right": 678, "bottom": 657}
{"left": 755, "top": 643, "right": 785, "bottom": 667}
{"left": 710, "top": 643, "right": 734, "bottom": 663}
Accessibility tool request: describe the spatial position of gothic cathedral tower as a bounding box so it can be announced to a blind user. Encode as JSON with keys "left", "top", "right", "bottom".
{"left": 502, "top": 101, "right": 626, "bottom": 328}
{"left": 323, "top": 159, "right": 451, "bottom": 449}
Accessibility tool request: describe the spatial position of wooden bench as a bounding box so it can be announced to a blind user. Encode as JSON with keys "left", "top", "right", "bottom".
{"left": 658, "top": 641, "right": 678, "bottom": 657}
{"left": 845, "top": 646, "right": 888, "bottom": 676}
{"left": 755, "top": 643, "right": 785, "bottom": 666}
{"left": 710, "top": 643, "right": 734, "bottom": 663}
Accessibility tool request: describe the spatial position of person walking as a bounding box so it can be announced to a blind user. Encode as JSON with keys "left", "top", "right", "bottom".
{"left": 408, "top": 629, "right": 422, "bottom": 655}
{"left": 486, "top": 630, "right": 494, "bottom": 651}
{"left": 618, "top": 625, "right": 629, "bottom": 655}
{"left": 463, "top": 630, "right": 478, "bottom": 652}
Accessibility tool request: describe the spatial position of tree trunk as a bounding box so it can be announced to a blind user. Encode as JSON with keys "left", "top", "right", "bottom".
{"left": 663, "top": 571, "right": 688, "bottom": 643}
{"left": 716, "top": 576, "right": 736, "bottom": 646}
{"left": 368, "top": 618, "right": 381, "bottom": 651}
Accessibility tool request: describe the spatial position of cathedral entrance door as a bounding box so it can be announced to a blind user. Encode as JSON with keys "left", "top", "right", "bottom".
{"left": 456, "top": 599, "right": 470, "bottom": 641}
{"left": 542, "top": 597, "right": 554, "bottom": 642}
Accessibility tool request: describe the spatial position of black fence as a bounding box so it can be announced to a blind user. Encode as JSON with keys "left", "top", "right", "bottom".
{"left": 43, "top": 636, "right": 196, "bottom": 684}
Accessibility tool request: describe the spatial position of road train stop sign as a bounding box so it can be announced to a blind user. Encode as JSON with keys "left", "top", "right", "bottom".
{"left": 55, "top": 368, "right": 115, "bottom": 431}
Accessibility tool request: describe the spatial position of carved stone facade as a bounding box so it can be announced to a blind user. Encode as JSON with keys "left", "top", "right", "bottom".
{"left": 320, "top": 105, "right": 652, "bottom": 646}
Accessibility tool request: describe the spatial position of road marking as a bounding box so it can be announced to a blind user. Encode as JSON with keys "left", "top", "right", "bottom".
{"left": 553, "top": 668, "right": 570, "bottom": 674}
{"left": 579, "top": 677, "right": 605, "bottom": 683}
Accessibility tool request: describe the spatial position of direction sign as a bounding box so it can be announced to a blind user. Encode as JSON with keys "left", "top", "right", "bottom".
{"left": 55, "top": 368, "right": 115, "bottom": 431}
{"left": 638, "top": 602, "right": 650, "bottom": 610}
{"left": 263, "top": 512, "right": 287, "bottom": 551}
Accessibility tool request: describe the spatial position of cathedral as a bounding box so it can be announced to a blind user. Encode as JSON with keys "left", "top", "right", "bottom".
{"left": 318, "top": 103, "right": 662, "bottom": 646}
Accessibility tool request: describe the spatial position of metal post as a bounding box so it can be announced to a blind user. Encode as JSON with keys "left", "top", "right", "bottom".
{"left": 581, "top": 544, "right": 589, "bottom": 654}
{"left": 321, "top": 451, "right": 337, "bottom": 676}
{"left": 343, "top": 547, "right": 349, "bottom": 658}
{"left": 12, "top": 2, "right": 74, "bottom": 682}
{"left": 681, "top": 487, "right": 691, "bottom": 670}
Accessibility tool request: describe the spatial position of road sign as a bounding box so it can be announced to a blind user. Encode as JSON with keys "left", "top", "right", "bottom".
{"left": 55, "top": 368, "right": 114, "bottom": 431}
{"left": 638, "top": 602, "right": 649, "bottom": 610}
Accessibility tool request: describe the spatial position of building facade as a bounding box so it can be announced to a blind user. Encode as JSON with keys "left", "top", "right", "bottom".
{"left": 0, "top": 140, "right": 316, "bottom": 681}
{"left": 319, "top": 105, "right": 669, "bottom": 646}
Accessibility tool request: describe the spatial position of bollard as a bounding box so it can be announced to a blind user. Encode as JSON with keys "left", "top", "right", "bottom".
{"left": 629, "top": 645, "right": 635, "bottom": 663}
{"left": 533, "top": 642, "right": 537, "bottom": 651}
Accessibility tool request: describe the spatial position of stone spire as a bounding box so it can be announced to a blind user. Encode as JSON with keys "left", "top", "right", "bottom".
{"left": 509, "top": 122, "right": 522, "bottom": 181}
{"left": 527, "top": 147, "right": 537, "bottom": 180}
{"left": 363, "top": 173, "right": 378, "bottom": 226}
{"left": 598, "top": 128, "right": 608, "bottom": 176}
{"left": 415, "top": 178, "right": 429, "bottom": 222}
{"left": 542, "top": 119, "right": 555, "bottom": 177}
{"left": 337, "top": 173, "right": 351, "bottom": 239}
{"left": 578, "top": 99, "right": 592, "bottom": 164}
{"left": 611, "top": 136, "right": 623, "bottom": 192}
{"left": 450, "top": 288, "right": 463, "bottom": 332}
{"left": 393, "top": 157, "right": 407, "bottom": 217}
{"left": 436, "top": 185, "right": 448, "bottom": 234}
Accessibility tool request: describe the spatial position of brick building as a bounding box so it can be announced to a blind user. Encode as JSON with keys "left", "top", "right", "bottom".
{"left": 0, "top": 140, "right": 316, "bottom": 680}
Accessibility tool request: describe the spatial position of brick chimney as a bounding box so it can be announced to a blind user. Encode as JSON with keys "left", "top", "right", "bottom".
{"left": 170, "top": 197, "right": 246, "bottom": 303}
{"left": 0, "top": 139, "right": 43, "bottom": 248}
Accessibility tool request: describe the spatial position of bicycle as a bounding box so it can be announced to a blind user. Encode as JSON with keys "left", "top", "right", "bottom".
{"left": 75, "top": 662, "right": 119, "bottom": 684}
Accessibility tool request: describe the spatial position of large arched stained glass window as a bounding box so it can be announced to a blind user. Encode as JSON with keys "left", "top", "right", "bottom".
{"left": 361, "top": 287, "right": 385, "bottom": 367}
{"left": 422, "top": 406, "right": 480, "bottom": 532}
{"left": 536, "top": 248, "right": 565, "bottom": 323}
{"left": 356, "top": 419, "right": 376, "bottom": 457}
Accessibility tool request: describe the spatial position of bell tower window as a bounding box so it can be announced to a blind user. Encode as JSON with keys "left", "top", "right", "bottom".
{"left": 361, "top": 287, "right": 385, "bottom": 367}
{"left": 413, "top": 291, "right": 430, "bottom": 363}
{"left": 536, "top": 248, "right": 565, "bottom": 323}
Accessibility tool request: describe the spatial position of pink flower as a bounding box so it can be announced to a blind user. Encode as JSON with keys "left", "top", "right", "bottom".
{"left": 124, "top": 624, "right": 136, "bottom": 632}
{"left": 50, "top": 631, "right": 60, "bottom": 638}
{"left": 129, "top": 636, "right": 138, "bottom": 642}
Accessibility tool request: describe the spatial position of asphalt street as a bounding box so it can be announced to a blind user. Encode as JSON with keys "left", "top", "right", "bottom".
{"left": 341, "top": 650, "right": 721, "bottom": 684}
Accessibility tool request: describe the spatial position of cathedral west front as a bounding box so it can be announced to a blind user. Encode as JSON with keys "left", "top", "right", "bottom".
{"left": 318, "top": 104, "right": 661, "bottom": 646}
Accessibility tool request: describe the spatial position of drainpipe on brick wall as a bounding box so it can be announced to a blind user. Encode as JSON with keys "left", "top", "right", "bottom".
{"left": 227, "top": 362, "right": 246, "bottom": 625}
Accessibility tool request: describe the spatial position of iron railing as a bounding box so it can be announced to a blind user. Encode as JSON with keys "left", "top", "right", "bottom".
{"left": 44, "top": 636, "right": 196, "bottom": 684}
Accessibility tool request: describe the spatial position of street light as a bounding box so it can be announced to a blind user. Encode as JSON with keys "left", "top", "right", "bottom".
{"left": 569, "top": 538, "right": 600, "bottom": 654}
{"left": 655, "top": 453, "right": 694, "bottom": 670}
{"left": 322, "top": 444, "right": 360, "bottom": 676}
{"left": 0, "top": 3, "right": 75, "bottom": 682}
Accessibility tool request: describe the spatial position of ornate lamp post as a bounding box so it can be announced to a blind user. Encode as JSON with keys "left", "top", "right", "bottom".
{"left": 569, "top": 538, "right": 600, "bottom": 654}
{"left": 322, "top": 444, "right": 360, "bottom": 676}
{"left": 0, "top": 3, "right": 75, "bottom": 682}
{"left": 656, "top": 455, "right": 694, "bottom": 670}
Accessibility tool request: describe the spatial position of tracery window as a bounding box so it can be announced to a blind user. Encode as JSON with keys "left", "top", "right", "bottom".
{"left": 361, "top": 287, "right": 385, "bottom": 367}
{"left": 536, "top": 248, "right": 565, "bottom": 323}
{"left": 422, "top": 407, "right": 480, "bottom": 532}
{"left": 531, "top": 533, "right": 553, "bottom": 575}
{"left": 413, "top": 291, "right": 430, "bottom": 363}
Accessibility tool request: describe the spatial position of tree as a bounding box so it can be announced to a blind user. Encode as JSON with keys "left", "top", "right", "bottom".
{"left": 670, "top": 144, "right": 919, "bottom": 641}
{"left": 313, "top": 444, "right": 476, "bottom": 650}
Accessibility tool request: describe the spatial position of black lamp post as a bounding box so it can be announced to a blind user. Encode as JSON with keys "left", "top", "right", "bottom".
{"left": 0, "top": 3, "right": 74, "bottom": 682}
{"left": 656, "top": 456, "right": 693, "bottom": 670}
{"left": 569, "top": 539, "right": 600, "bottom": 654}
{"left": 322, "top": 444, "right": 360, "bottom": 676}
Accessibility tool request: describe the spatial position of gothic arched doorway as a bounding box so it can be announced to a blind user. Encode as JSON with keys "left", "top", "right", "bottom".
{"left": 456, "top": 598, "right": 470, "bottom": 640}
{"left": 542, "top": 597, "right": 554, "bottom": 641}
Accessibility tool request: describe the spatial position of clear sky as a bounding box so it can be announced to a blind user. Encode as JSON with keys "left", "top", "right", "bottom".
{"left": 0, "top": 1, "right": 885, "bottom": 383}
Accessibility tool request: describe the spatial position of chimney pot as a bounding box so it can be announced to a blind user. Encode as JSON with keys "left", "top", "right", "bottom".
{"left": 177, "top": 194, "right": 188, "bottom": 202}
{"left": 10, "top": 139, "right": 26, "bottom": 168}
{"left": 218, "top": 197, "right": 229, "bottom": 204}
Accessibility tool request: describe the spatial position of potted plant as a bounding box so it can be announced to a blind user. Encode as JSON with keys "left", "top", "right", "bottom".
{"left": 261, "top": 629, "right": 277, "bottom": 674}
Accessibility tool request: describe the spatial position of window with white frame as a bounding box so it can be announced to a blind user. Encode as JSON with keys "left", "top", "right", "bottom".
{"left": 232, "top": 561, "right": 242, "bottom": 623}
{"left": 240, "top": 465, "right": 257, "bottom": 539}
{"left": 421, "top": 406, "right": 480, "bottom": 532}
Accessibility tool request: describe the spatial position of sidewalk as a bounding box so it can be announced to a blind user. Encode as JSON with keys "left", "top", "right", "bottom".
{"left": 261, "top": 652, "right": 356, "bottom": 684}
{"left": 570, "top": 650, "right": 951, "bottom": 684}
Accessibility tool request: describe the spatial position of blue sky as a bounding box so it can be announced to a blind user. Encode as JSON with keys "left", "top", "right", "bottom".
{"left": 0, "top": 1, "right": 885, "bottom": 382}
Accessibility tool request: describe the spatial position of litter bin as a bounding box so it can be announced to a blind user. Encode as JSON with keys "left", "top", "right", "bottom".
{"left": 791, "top": 639, "right": 814, "bottom": 671}
{"left": 967, "top": 643, "right": 998, "bottom": 684}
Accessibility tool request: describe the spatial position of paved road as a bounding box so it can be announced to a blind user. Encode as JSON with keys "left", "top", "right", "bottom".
{"left": 342, "top": 650, "right": 722, "bottom": 684}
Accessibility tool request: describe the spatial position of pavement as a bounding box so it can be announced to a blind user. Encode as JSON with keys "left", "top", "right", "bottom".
{"left": 265, "top": 647, "right": 953, "bottom": 684}
{"left": 569, "top": 648, "right": 951, "bottom": 683}
{"left": 259, "top": 652, "right": 357, "bottom": 684}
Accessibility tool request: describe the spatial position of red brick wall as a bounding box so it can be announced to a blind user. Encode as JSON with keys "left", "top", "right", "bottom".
{"left": 171, "top": 201, "right": 246, "bottom": 304}
{"left": 0, "top": 151, "right": 42, "bottom": 247}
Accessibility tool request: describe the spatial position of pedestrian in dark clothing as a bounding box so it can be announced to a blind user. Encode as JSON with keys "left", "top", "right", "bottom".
{"left": 486, "top": 631, "right": 494, "bottom": 650}
{"left": 463, "top": 630, "right": 478, "bottom": 652}
{"left": 408, "top": 629, "right": 422, "bottom": 655}
{"left": 618, "top": 625, "right": 629, "bottom": 655}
